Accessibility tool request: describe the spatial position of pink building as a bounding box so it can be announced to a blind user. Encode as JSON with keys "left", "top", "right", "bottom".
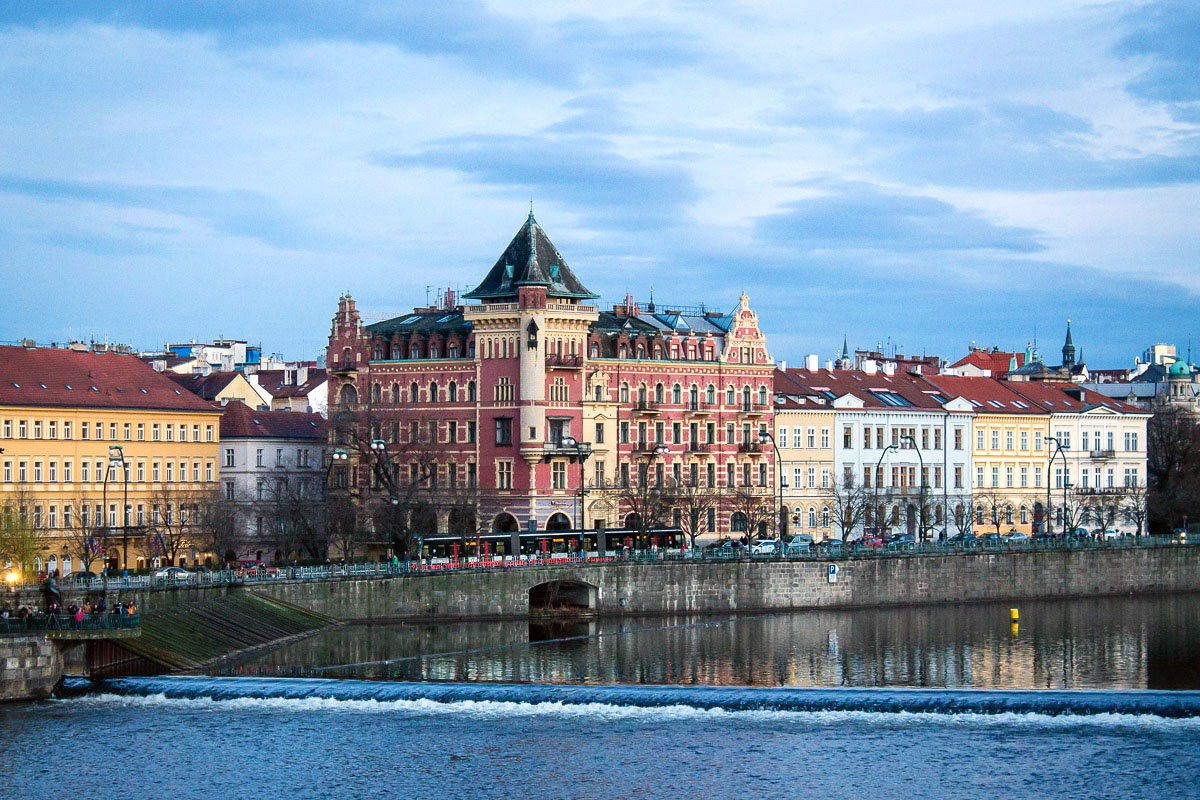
{"left": 326, "top": 213, "right": 775, "bottom": 554}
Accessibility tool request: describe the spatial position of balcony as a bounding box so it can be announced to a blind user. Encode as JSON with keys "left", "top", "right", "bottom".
{"left": 1089, "top": 449, "right": 1115, "bottom": 459}
{"left": 738, "top": 403, "right": 769, "bottom": 417}
{"left": 687, "top": 442, "right": 712, "bottom": 455}
{"left": 737, "top": 442, "right": 763, "bottom": 455}
{"left": 545, "top": 353, "right": 583, "bottom": 368}
{"left": 685, "top": 401, "right": 714, "bottom": 416}
{"left": 632, "top": 442, "right": 669, "bottom": 454}
{"left": 542, "top": 440, "right": 592, "bottom": 460}
{"left": 634, "top": 399, "right": 661, "bottom": 415}
{"left": 329, "top": 360, "right": 358, "bottom": 375}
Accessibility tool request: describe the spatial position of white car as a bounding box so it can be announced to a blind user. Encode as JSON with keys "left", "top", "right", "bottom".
{"left": 750, "top": 539, "right": 781, "bottom": 556}
{"left": 154, "top": 566, "right": 192, "bottom": 581}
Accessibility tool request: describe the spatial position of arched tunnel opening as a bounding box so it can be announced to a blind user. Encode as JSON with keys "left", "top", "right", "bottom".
{"left": 528, "top": 580, "right": 598, "bottom": 615}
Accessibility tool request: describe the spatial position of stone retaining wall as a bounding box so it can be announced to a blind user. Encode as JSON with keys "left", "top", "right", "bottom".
{"left": 0, "top": 635, "right": 63, "bottom": 702}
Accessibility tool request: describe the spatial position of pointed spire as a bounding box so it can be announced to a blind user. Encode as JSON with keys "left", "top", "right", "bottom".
{"left": 841, "top": 334, "right": 850, "bottom": 360}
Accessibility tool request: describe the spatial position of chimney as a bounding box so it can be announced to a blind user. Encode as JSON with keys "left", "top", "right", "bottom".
{"left": 805, "top": 354, "right": 819, "bottom": 371}
{"left": 824, "top": 360, "right": 834, "bottom": 371}
{"left": 883, "top": 362, "right": 896, "bottom": 375}
{"left": 777, "top": 360, "right": 787, "bottom": 371}
{"left": 298, "top": 366, "right": 308, "bottom": 385}
{"left": 863, "top": 361, "right": 878, "bottom": 375}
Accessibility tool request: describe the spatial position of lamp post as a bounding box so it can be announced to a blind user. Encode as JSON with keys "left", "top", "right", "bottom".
{"left": 1047, "top": 436, "right": 1066, "bottom": 536}
{"left": 108, "top": 446, "right": 129, "bottom": 573}
{"left": 900, "top": 435, "right": 925, "bottom": 540}
{"left": 758, "top": 430, "right": 787, "bottom": 539}
{"left": 873, "top": 443, "right": 898, "bottom": 537}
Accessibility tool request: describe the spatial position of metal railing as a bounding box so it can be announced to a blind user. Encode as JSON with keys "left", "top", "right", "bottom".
{"left": 8, "top": 535, "right": 1190, "bottom": 594}
{"left": 1, "top": 613, "right": 140, "bottom": 635}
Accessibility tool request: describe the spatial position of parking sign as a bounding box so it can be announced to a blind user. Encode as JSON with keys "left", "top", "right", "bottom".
{"left": 827, "top": 563, "right": 839, "bottom": 583}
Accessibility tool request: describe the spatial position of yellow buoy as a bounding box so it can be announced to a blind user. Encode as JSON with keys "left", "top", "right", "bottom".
{"left": 1010, "top": 607, "right": 1020, "bottom": 622}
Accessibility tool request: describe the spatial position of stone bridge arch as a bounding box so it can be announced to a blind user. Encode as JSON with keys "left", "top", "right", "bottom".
{"left": 528, "top": 579, "right": 599, "bottom": 613}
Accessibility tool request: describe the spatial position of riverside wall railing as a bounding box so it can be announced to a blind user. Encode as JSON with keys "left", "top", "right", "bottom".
{"left": 1, "top": 613, "right": 140, "bottom": 635}
{"left": 7, "top": 535, "right": 1194, "bottom": 595}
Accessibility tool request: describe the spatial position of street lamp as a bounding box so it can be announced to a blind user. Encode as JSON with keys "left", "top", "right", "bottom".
{"left": 900, "top": 435, "right": 925, "bottom": 540}
{"left": 1047, "top": 436, "right": 1067, "bottom": 536}
{"left": 108, "top": 445, "right": 129, "bottom": 574}
{"left": 758, "top": 430, "right": 787, "bottom": 538}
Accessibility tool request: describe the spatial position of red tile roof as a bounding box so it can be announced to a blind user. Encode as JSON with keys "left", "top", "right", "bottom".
{"left": 949, "top": 350, "right": 1025, "bottom": 375}
{"left": 776, "top": 368, "right": 949, "bottom": 410}
{"left": 919, "top": 375, "right": 1048, "bottom": 413}
{"left": 0, "top": 346, "right": 220, "bottom": 412}
{"left": 219, "top": 400, "right": 327, "bottom": 440}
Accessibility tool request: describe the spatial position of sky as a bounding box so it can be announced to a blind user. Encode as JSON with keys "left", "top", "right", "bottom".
{"left": 1, "top": 1, "right": 1197, "bottom": 367}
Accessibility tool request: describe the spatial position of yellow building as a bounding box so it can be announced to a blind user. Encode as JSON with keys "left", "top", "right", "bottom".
{"left": 0, "top": 345, "right": 222, "bottom": 575}
{"left": 926, "top": 376, "right": 1050, "bottom": 534}
{"left": 772, "top": 396, "right": 837, "bottom": 541}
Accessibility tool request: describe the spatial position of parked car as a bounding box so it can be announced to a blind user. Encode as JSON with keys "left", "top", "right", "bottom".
{"left": 947, "top": 533, "right": 975, "bottom": 543}
{"left": 858, "top": 535, "right": 884, "bottom": 549}
{"left": 703, "top": 539, "right": 745, "bottom": 558}
{"left": 784, "top": 537, "right": 811, "bottom": 556}
{"left": 816, "top": 538, "right": 843, "bottom": 554}
{"left": 750, "top": 539, "right": 781, "bottom": 556}
{"left": 66, "top": 570, "right": 98, "bottom": 581}
{"left": 1007, "top": 532, "right": 1031, "bottom": 541}
{"left": 154, "top": 566, "right": 192, "bottom": 581}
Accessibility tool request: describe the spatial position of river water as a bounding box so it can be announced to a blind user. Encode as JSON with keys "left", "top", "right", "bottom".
{"left": 4, "top": 595, "right": 1200, "bottom": 799}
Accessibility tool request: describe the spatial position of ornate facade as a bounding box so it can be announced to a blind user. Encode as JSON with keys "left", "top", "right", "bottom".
{"left": 326, "top": 213, "right": 775, "bottom": 552}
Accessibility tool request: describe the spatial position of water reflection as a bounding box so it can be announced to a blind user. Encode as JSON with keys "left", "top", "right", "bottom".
{"left": 213, "top": 594, "right": 1200, "bottom": 690}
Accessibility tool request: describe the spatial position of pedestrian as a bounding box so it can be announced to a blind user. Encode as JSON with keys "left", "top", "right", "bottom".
{"left": 127, "top": 601, "right": 137, "bottom": 616}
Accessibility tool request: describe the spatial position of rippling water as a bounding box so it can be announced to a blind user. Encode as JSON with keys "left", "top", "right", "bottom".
{"left": 3, "top": 594, "right": 1200, "bottom": 799}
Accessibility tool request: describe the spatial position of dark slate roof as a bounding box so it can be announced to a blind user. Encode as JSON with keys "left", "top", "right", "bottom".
{"left": 0, "top": 346, "right": 219, "bottom": 412}
{"left": 464, "top": 213, "right": 598, "bottom": 300}
{"left": 166, "top": 371, "right": 241, "bottom": 401}
{"left": 365, "top": 310, "right": 471, "bottom": 338}
{"left": 219, "top": 400, "right": 327, "bottom": 440}
{"left": 254, "top": 368, "right": 328, "bottom": 399}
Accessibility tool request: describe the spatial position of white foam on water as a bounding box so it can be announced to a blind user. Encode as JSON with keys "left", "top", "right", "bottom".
{"left": 54, "top": 692, "right": 1200, "bottom": 730}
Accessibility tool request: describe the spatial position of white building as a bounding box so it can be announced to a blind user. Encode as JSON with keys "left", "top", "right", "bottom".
{"left": 218, "top": 400, "right": 327, "bottom": 562}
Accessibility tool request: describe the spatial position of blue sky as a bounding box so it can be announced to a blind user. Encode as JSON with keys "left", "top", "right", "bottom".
{"left": 1, "top": 1, "right": 1197, "bottom": 366}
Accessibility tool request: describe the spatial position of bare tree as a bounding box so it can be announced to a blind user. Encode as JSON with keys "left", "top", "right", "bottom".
{"left": 147, "top": 486, "right": 200, "bottom": 565}
{"left": 949, "top": 494, "right": 975, "bottom": 538}
{"left": 60, "top": 493, "right": 103, "bottom": 574}
{"left": 975, "top": 488, "right": 1012, "bottom": 536}
{"left": 1087, "top": 492, "right": 1123, "bottom": 536}
{"left": 193, "top": 488, "right": 244, "bottom": 567}
{"left": 325, "top": 493, "right": 364, "bottom": 561}
{"left": 671, "top": 475, "right": 719, "bottom": 550}
{"left": 824, "top": 474, "right": 870, "bottom": 542}
{"left": 1147, "top": 407, "right": 1200, "bottom": 533}
{"left": 615, "top": 458, "right": 675, "bottom": 546}
{"left": 729, "top": 484, "right": 774, "bottom": 547}
{"left": 0, "top": 487, "right": 42, "bottom": 576}
{"left": 1123, "top": 484, "right": 1150, "bottom": 536}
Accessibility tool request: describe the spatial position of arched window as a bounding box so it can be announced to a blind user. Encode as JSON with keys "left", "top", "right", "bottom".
{"left": 590, "top": 342, "right": 599, "bottom": 358}
{"left": 638, "top": 384, "right": 647, "bottom": 403}
{"left": 390, "top": 383, "right": 400, "bottom": 404}
{"left": 620, "top": 383, "right": 629, "bottom": 403}
{"left": 742, "top": 386, "right": 752, "bottom": 408}
{"left": 731, "top": 512, "right": 747, "bottom": 532}
{"left": 341, "top": 347, "right": 351, "bottom": 367}
{"left": 619, "top": 344, "right": 628, "bottom": 358}
{"left": 707, "top": 385, "right": 716, "bottom": 405}
{"left": 807, "top": 507, "right": 816, "bottom": 527}
{"left": 410, "top": 345, "right": 420, "bottom": 359}
{"left": 448, "top": 343, "right": 458, "bottom": 358}
{"left": 373, "top": 345, "right": 383, "bottom": 360}
{"left": 821, "top": 507, "right": 831, "bottom": 527}
{"left": 689, "top": 385, "right": 698, "bottom": 406}
{"left": 429, "top": 381, "right": 438, "bottom": 402}
{"left": 338, "top": 384, "right": 358, "bottom": 405}
{"left": 655, "top": 383, "right": 664, "bottom": 403}
{"left": 636, "top": 345, "right": 645, "bottom": 358}
{"left": 468, "top": 341, "right": 476, "bottom": 358}
{"left": 467, "top": 381, "right": 477, "bottom": 402}
{"left": 1019, "top": 506, "right": 1028, "bottom": 524}
{"left": 448, "top": 381, "right": 458, "bottom": 402}
{"left": 726, "top": 386, "right": 735, "bottom": 405}
{"left": 653, "top": 346, "right": 662, "bottom": 359}
{"left": 759, "top": 386, "right": 768, "bottom": 406}
{"left": 430, "top": 343, "right": 440, "bottom": 359}
{"left": 1005, "top": 505, "right": 1014, "bottom": 524}
{"left": 391, "top": 345, "right": 400, "bottom": 359}
{"left": 370, "top": 383, "right": 382, "bottom": 403}
{"left": 410, "top": 382, "right": 419, "bottom": 403}
{"left": 594, "top": 386, "right": 603, "bottom": 402}
{"left": 955, "top": 504, "right": 965, "bottom": 528}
